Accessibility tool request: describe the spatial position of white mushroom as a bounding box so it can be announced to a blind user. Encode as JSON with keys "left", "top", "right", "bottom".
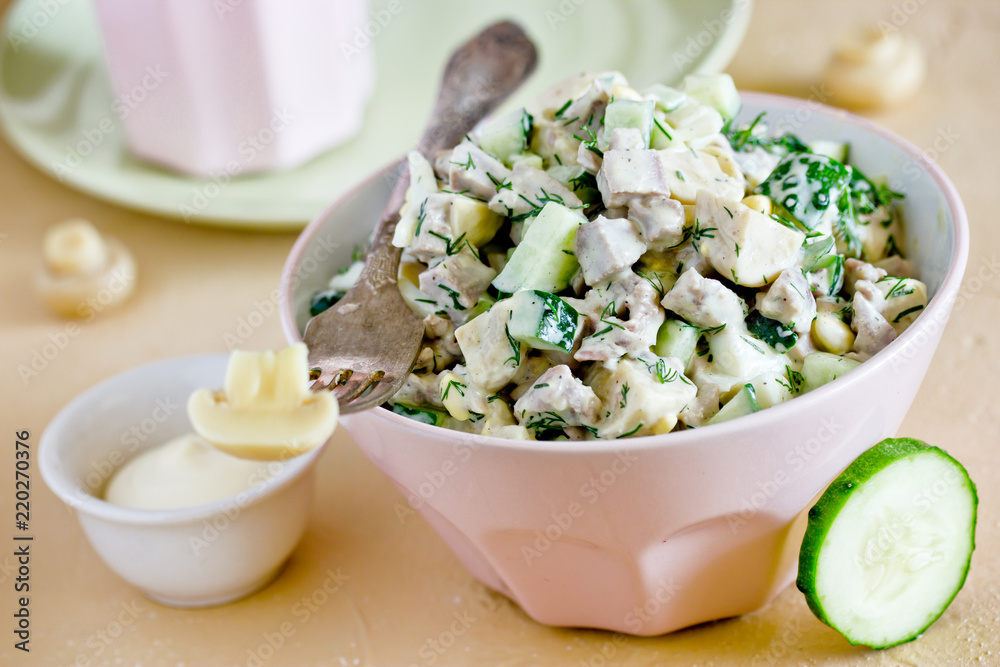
{"left": 37, "top": 218, "right": 136, "bottom": 318}
{"left": 823, "top": 28, "right": 925, "bottom": 110}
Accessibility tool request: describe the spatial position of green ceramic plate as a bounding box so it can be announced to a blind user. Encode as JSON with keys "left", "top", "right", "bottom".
{"left": 0, "top": 0, "right": 751, "bottom": 229}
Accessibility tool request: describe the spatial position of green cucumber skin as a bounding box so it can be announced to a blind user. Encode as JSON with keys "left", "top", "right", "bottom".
{"left": 796, "top": 437, "right": 979, "bottom": 649}
{"left": 508, "top": 290, "right": 581, "bottom": 354}
{"left": 391, "top": 403, "right": 449, "bottom": 427}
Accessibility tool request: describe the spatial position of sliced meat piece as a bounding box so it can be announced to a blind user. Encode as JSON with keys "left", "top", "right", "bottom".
{"left": 575, "top": 215, "right": 646, "bottom": 285}
{"left": 448, "top": 141, "right": 511, "bottom": 201}
{"left": 756, "top": 268, "right": 817, "bottom": 333}
{"left": 514, "top": 365, "right": 602, "bottom": 432}
{"left": 597, "top": 148, "right": 671, "bottom": 208}
{"left": 661, "top": 268, "right": 746, "bottom": 329}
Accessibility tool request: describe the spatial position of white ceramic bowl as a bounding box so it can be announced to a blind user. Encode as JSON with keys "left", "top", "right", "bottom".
{"left": 40, "top": 354, "right": 322, "bottom": 607}
{"left": 279, "top": 92, "right": 969, "bottom": 635}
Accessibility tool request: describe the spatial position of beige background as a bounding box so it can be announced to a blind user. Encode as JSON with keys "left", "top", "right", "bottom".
{"left": 3, "top": 1, "right": 998, "bottom": 665}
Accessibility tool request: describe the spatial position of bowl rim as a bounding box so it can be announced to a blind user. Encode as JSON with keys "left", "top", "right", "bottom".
{"left": 39, "top": 353, "right": 324, "bottom": 526}
{"left": 280, "top": 90, "right": 970, "bottom": 455}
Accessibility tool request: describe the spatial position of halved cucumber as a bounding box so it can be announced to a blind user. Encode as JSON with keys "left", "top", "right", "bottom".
{"left": 797, "top": 437, "right": 977, "bottom": 649}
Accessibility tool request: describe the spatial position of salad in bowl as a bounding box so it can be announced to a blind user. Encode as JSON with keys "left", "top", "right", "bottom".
{"left": 310, "top": 72, "right": 925, "bottom": 441}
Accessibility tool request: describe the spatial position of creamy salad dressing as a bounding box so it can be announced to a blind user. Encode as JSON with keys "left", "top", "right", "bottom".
{"left": 104, "top": 434, "right": 281, "bottom": 510}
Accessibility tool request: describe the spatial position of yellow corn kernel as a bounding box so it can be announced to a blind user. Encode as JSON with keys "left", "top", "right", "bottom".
{"left": 741, "top": 195, "right": 773, "bottom": 216}
{"left": 812, "top": 312, "right": 856, "bottom": 355}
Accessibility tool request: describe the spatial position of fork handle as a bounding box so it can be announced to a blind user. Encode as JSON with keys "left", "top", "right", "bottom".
{"left": 358, "top": 21, "right": 538, "bottom": 292}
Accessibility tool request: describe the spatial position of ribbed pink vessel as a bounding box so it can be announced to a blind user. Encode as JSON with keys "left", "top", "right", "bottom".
{"left": 93, "top": 0, "right": 374, "bottom": 177}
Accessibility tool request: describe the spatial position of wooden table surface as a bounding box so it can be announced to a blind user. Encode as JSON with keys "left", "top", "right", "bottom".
{"left": 3, "top": 1, "right": 998, "bottom": 665}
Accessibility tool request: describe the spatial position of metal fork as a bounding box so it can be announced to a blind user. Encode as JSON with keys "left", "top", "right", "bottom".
{"left": 303, "top": 21, "right": 538, "bottom": 413}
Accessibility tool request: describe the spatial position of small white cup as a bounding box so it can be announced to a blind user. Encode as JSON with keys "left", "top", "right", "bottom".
{"left": 93, "top": 0, "right": 375, "bottom": 177}
{"left": 40, "top": 353, "right": 323, "bottom": 607}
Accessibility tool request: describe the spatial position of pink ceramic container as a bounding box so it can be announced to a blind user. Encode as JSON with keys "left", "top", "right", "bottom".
{"left": 93, "top": 0, "right": 374, "bottom": 177}
{"left": 279, "top": 93, "right": 969, "bottom": 635}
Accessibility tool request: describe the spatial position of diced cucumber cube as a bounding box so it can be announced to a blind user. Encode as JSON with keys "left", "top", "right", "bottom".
{"left": 800, "top": 352, "right": 860, "bottom": 392}
{"left": 492, "top": 202, "right": 585, "bottom": 293}
{"left": 707, "top": 383, "right": 761, "bottom": 425}
{"left": 684, "top": 73, "right": 741, "bottom": 122}
{"left": 810, "top": 253, "right": 846, "bottom": 296}
{"left": 478, "top": 108, "right": 533, "bottom": 163}
{"left": 507, "top": 290, "right": 582, "bottom": 354}
{"left": 802, "top": 234, "right": 837, "bottom": 272}
{"left": 546, "top": 165, "right": 580, "bottom": 184}
{"left": 391, "top": 403, "right": 449, "bottom": 426}
{"left": 652, "top": 319, "right": 700, "bottom": 371}
{"left": 650, "top": 111, "right": 681, "bottom": 150}
{"left": 601, "top": 98, "right": 655, "bottom": 150}
{"left": 642, "top": 84, "right": 687, "bottom": 112}
{"left": 746, "top": 310, "right": 798, "bottom": 353}
{"left": 508, "top": 152, "right": 544, "bottom": 170}
{"left": 466, "top": 294, "right": 496, "bottom": 322}
{"left": 547, "top": 165, "right": 601, "bottom": 205}
{"left": 808, "top": 140, "right": 849, "bottom": 163}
